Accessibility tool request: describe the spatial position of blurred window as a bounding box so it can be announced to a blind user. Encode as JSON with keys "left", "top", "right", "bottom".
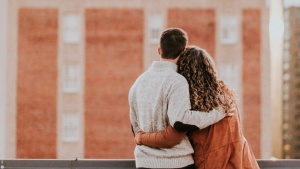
{"left": 63, "top": 14, "right": 81, "bottom": 44}
{"left": 217, "top": 63, "right": 239, "bottom": 92}
{"left": 62, "top": 113, "right": 80, "bottom": 142}
{"left": 219, "top": 15, "right": 239, "bottom": 44}
{"left": 148, "top": 15, "right": 163, "bottom": 44}
{"left": 63, "top": 63, "right": 81, "bottom": 93}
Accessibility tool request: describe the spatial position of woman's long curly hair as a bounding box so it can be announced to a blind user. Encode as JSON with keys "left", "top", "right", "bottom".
{"left": 177, "top": 46, "right": 235, "bottom": 112}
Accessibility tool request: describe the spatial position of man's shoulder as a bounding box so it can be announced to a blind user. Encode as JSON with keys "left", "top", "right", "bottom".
{"left": 131, "top": 71, "right": 148, "bottom": 86}
{"left": 166, "top": 72, "right": 188, "bottom": 84}
{"left": 129, "top": 71, "right": 150, "bottom": 91}
{"left": 128, "top": 75, "right": 143, "bottom": 101}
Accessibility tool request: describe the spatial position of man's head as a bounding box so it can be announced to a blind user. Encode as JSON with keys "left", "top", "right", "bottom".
{"left": 159, "top": 28, "right": 188, "bottom": 59}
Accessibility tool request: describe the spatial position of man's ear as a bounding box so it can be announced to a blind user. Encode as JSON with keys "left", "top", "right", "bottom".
{"left": 158, "top": 47, "right": 161, "bottom": 55}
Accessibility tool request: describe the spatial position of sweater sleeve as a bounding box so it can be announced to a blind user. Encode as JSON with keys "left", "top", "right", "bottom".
{"left": 167, "top": 79, "right": 225, "bottom": 132}
{"left": 135, "top": 125, "right": 186, "bottom": 148}
{"left": 129, "top": 88, "right": 139, "bottom": 135}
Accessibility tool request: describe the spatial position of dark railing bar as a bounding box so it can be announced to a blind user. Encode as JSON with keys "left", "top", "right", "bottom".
{"left": 0, "top": 159, "right": 300, "bottom": 169}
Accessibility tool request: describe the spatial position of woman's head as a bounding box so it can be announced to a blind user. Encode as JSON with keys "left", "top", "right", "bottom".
{"left": 177, "top": 46, "right": 233, "bottom": 112}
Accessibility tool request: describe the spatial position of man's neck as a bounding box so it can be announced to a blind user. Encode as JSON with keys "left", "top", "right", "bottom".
{"left": 160, "top": 57, "right": 179, "bottom": 64}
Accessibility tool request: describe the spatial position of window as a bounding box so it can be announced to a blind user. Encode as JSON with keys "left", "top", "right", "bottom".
{"left": 217, "top": 63, "right": 239, "bottom": 91}
{"left": 284, "top": 0, "right": 300, "bottom": 8}
{"left": 63, "top": 14, "right": 81, "bottom": 44}
{"left": 62, "top": 113, "right": 79, "bottom": 142}
{"left": 63, "top": 64, "right": 81, "bottom": 93}
{"left": 219, "top": 15, "right": 239, "bottom": 44}
{"left": 148, "top": 15, "right": 163, "bottom": 44}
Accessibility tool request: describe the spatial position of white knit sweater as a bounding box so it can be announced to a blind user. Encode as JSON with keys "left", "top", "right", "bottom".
{"left": 129, "top": 61, "right": 225, "bottom": 168}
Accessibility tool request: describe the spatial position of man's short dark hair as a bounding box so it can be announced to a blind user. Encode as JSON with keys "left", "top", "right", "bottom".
{"left": 160, "top": 28, "right": 188, "bottom": 59}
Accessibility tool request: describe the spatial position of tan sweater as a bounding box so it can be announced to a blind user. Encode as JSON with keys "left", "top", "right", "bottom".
{"left": 129, "top": 61, "right": 225, "bottom": 168}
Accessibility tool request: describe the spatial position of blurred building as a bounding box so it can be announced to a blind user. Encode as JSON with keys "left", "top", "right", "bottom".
{"left": 0, "top": 0, "right": 271, "bottom": 159}
{"left": 282, "top": 0, "right": 300, "bottom": 159}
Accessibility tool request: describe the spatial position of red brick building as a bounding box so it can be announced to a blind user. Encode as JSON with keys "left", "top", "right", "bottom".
{"left": 0, "top": 0, "right": 272, "bottom": 159}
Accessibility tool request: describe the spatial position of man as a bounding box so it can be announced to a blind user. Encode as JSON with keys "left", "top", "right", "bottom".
{"left": 129, "top": 28, "right": 227, "bottom": 169}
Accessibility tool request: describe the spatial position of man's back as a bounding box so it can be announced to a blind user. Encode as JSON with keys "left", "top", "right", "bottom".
{"left": 130, "top": 61, "right": 181, "bottom": 132}
{"left": 129, "top": 61, "right": 194, "bottom": 168}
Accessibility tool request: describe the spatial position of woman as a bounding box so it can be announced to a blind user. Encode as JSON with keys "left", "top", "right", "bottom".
{"left": 135, "top": 46, "right": 259, "bottom": 169}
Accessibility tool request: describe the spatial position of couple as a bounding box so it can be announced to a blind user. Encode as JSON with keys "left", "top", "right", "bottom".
{"left": 129, "top": 28, "right": 259, "bottom": 169}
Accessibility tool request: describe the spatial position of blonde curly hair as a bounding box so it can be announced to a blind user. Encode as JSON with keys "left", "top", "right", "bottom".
{"left": 177, "top": 46, "right": 235, "bottom": 112}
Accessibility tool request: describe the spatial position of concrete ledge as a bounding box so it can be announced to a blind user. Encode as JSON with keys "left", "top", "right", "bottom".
{"left": 257, "top": 159, "right": 300, "bottom": 168}
{"left": 1, "top": 159, "right": 300, "bottom": 169}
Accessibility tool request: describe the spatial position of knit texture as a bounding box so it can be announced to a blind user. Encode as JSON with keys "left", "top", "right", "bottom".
{"left": 129, "top": 61, "right": 225, "bottom": 168}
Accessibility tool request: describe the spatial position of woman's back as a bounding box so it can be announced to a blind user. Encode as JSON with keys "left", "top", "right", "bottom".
{"left": 189, "top": 106, "right": 259, "bottom": 169}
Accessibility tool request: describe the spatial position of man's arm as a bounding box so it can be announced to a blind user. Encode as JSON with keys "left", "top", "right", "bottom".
{"left": 130, "top": 103, "right": 139, "bottom": 136}
{"left": 135, "top": 109, "right": 235, "bottom": 148}
{"left": 167, "top": 79, "right": 225, "bottom": 132}
{"left": 129, "top": 87, "right": 139, "bottom": 136}
{"left": 134, "top": 79, "right": 235, "bottom": 148}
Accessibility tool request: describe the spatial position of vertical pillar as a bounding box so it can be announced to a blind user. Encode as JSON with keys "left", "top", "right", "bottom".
{"left": 269, "top": 0, "right": 284, "bottom": 158}
{"left": 17, "top": 8, "right": 58, "bottom": 158}
{"left": 0, "top": 0, "right": 8, "bottom": 158}
{"left": 242, "top": 9, "right": 261, "bottom": 158}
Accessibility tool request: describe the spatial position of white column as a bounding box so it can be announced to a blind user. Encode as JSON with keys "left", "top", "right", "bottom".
{"left": 260, "top": 1, "right": 272, "bottom": 159}
{"left": 269, "top": 0, "right": 284, "bottom": 158}
{"left": 0, "top": 0, "right": 8, "bottom": 158}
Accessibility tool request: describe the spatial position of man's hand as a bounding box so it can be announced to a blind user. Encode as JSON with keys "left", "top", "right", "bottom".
{"left": 225, "top": 107, "right": 236, "bottom": 117}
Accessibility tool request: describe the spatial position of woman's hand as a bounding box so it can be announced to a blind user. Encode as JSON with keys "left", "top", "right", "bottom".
{"left": 135, "top": 129, "right": 145, "bottom": 145}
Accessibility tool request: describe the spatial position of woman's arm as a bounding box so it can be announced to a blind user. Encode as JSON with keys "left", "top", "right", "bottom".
{"left": 135, "top": 81, "right": 236, "bottom": 149}
{"left": 135, "top": 113, "right": 234, "bottom": 149}
{"left": 135, "top": 125, "right": 187, "bottom": 148}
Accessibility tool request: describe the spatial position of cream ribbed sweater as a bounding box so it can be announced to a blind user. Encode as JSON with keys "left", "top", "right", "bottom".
{"left": 129, "top": 61, "right": 225, "bottom": 168}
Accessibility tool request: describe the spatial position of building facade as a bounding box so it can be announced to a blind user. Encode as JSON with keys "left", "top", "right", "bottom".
{"left": 0, "top": 0, "right": 271, "bottom": 159}
{"left": 282, "top": 0, "right": 300, "bottom": 159}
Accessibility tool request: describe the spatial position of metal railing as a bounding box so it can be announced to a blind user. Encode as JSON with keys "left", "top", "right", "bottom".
{"left": 0, "top": 159, "right": 300, "bottom": 169}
